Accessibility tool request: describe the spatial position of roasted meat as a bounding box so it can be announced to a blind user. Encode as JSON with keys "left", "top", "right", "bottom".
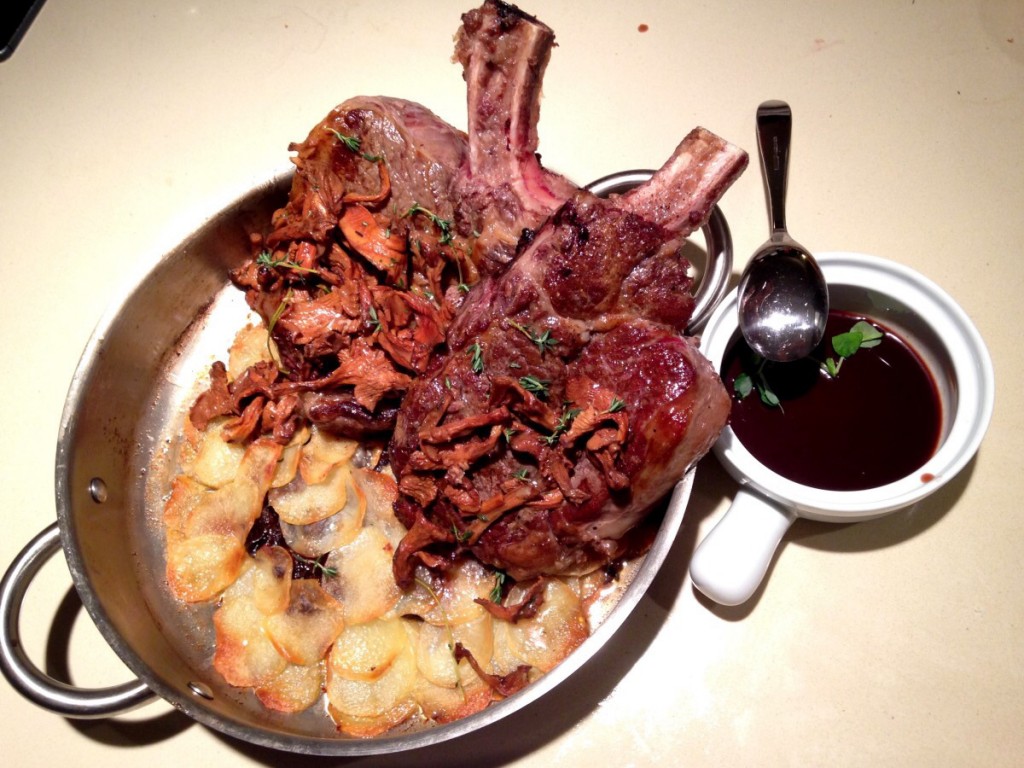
{"left": 186, "top": 0, "right": 749, "bottom": 588}
{"left": 192, "top": 0, "right": 575, "bottom": 441}
{"left": 390, "top": 128, "right": 747, "bottom": 583}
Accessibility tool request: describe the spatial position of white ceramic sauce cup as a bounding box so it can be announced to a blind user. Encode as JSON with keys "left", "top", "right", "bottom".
{"left": 689, "top": 252, "right": 995, "bottom": 606}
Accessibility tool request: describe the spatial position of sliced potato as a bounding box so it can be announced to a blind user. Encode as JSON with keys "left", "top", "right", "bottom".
{"left": 271, "top": 425, "right": 311, "bottom": 489}
{"left": 414, "top": 612, "right": 493, "bottom": 689}
{"left": 416, "top": 558, "right": 495, "bottom": 626}
{"left": 227, "top": 322, "right": 271, "bottom": 380}
{"left": 328, "top": 698, "right": 419, "bottom": 738}
{"left": 280, "top": 470, "right": 365, "bottom": 556}
{"left": 165, "top": 531, "right": 245, "bottom": 603}
{"left": 255, "top": 660, "right": 325, "bottom": 713}
{"left": 183, "top": 480, "right": 262, "bottom": 540}
{"left": 249, "top": 545, "right": 293, "bottom": 615}
{"left": 322, "top": 526, "right": 402, "bottom": 625}
{"left": 326, "top": 635, "right": 418, "bottom": 719}
{"left": 299, "top": 426, "right": 359, "bottom": 484}
{"left": 504, "top": 579, "right": 589, "bottom": 673}
{"left": 269, "top": 461, "right": 351, "bottom": 526}
{"left": 187, "top": 418, "right": 247, "bottom": 489}
{"left": 354, "top": 467, "right": 406, "bottom": 549}
{"left": 414, "top": 672, "right": 492, "bottom": 725}
{"left": 266, "top": 579, "right": 346, "bottom": 666}
{"left": 162, "top": 474, "right": 207, "bottom": 535}
{"left": 328, "top": 617, "right": 411, "bottom": 683}
{"left": 213, "top": 562, "right": 289, "bottom": 687}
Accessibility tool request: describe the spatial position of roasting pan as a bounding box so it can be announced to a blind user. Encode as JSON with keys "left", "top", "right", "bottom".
{"left": 0, "top": 169, "right": 733, "bottom": 755}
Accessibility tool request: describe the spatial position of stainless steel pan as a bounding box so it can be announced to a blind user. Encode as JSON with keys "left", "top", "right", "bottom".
{"left": 0, "top": 170, "right": 732, "bottom": 755}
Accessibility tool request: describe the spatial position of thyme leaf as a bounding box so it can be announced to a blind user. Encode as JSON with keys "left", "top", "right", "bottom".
{"left": 404, "top": 202, "right": 454, "bottom": 245}
{"left": 327, "top": 128, "right": 383, "bottom": 163}
{"left": 518, "top": 375, "right": 549, "bottom": 397}
{"left": 256, "top": 250, "right": 318, "bottom": 274}
{"left": 508, "top": 320, "right": 557, "bottom": 355}
{"left": 468, "top": 341, "right": 484, "bottom": 374}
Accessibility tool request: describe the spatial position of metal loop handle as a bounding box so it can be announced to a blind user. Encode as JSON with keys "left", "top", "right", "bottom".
{"left": 0, "top": 522, "right": 155, "bottom": 718}
{"left": 584, "top": 169, "right": 733, "bottom": 333}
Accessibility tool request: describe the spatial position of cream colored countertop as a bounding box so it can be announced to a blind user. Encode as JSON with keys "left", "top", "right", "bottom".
{"left": 2, "top": 1, "right": 1022, "bottom": 766}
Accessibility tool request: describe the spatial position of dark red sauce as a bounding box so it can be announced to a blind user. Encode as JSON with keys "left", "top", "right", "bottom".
{"left": 722, "top": 311, "right": 942, "bottom": 491}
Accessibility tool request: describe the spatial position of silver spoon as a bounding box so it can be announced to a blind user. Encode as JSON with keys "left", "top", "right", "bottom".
{"left": 738, "top": 100, "right": 828, "bottom": 362}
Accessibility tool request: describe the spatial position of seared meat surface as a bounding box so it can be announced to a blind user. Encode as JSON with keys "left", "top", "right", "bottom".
{"left": 390, "top": 128, "right": 747, "bottom": 583}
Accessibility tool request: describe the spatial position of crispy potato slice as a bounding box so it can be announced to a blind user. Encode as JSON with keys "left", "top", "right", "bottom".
{"left": 187, "top": 438, "right": 283, "bottom": 538}
{"left": 188, "top": 420, "right": 247, "bottom": 489}
{"left": 279, "top": 470, "right": 365, "bottom": 555}
{"left": 414, "top": 671, "right": 493, "bottom": 725}
{"left": 183, "top": 480, "right": 261, "bottom": 540}
{"left": 504, "top": 579, "right": 589, "bottom": 673}
{"left": 165, "top": 531, "right": 245, "bottom": 603}
{"left": 328, "top": 617, "right": 411, "bottom": 683}
{"left": 328, "top": 699, "right": 419, "bottom": 739}
{"left": 322, "top": 526, "right": 402, "bottom": 625}
{"left": 255, "top": 660, "right": 324, "bottom": 714}
{"left": 271, "top": 425, "right": 311, "bottom": 489}
{"left": 399, "top": 558, "right": 495, "bottom": 626}
{"left": 212, "top": 559, "right": 289, "bottom": 687}
{"left": 326, "top": 633, "right": 418, "bottom": 720}
{"left": 299, "top": 426, "right": 359, "bottom": 484}
{"left": 162, "top": 474, "right": 207, "bottom": 535}
{"left": 414, "top": 612, "right": 493, "bottom": 689}
{"left": 266, "top": 579, "right": 346, "bottom": 666}
{"left": 249, "top": 545, "right": 293, "bottom": 615}
{"left": 227, "top": 322, "right": 271, "bottom": 380}
{"left": 269, "top": 461, "right": 351, "bottom": 527}
{"left": 353, "top": 467, "right": 406, "bottom": 549}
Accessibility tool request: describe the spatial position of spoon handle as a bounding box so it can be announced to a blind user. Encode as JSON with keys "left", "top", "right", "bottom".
{"left": 756, "top": 100, "right": 792, "bottom": 237}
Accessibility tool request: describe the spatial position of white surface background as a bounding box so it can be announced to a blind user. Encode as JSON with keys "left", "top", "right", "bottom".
{"left": 1, "top": 1, "right": 1022, "bottom": 765}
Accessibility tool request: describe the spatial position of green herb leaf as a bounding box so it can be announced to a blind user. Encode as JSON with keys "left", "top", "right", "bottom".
{"left": 404, "top": 203, "right": 454, "bottom": 245}
{"left": 831, "top": 330, "right": 864, "bottom": 359}
{"left": 489, "top": 571, "right": 507, "bottom": 603}
{"left": 734, "top": 372, "right": 753, "bottom": 399}
{"left": 508, "top": 320, "right": 557, "bottom": 355}
{"left": 759, "top": 387, "right": 781, "bottom": 408}
{"left": 519, "top": 375, "right": 549, "bottom": 397}
{"left": 468, "top": 342, "right": 484, "bottom": 374}
{"left": 256, "top": 250, "right": 318, "bottom": 275}
{"left": 823, "top": 321, "right": 884, "bottom": 378}
{"left": 605, "top": 397, "right": 627, "bottom": 414}
{"left": 291, "top": 552, "right": 338, "bottom": 579}
{"left": 512, "top": 468, "right": 529, "bottom": 480}
{"left": 851, "top": 320, "right": 883, "bottom": 348}
{"left": 327, "top": 128, "right": 383, "bottom": 163}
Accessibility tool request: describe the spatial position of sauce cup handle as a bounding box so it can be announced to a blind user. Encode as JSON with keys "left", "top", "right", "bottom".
{"left": 689, "top": 488, "right": 797, "bottom": 606}
{"left": 0, "top": 522, "right": 156, "bottom": 718}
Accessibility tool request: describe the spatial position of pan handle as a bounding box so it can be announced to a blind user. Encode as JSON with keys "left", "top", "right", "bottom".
{"left": 0, "top": 522, "right": 156, "bottom": 718}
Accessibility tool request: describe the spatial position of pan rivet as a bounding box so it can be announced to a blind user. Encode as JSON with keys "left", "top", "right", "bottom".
{"left": 188, "top": 681, "right": 214, "bottom": 700}
{"left": 88, "top": 478, "right": 108, "bottom": 503}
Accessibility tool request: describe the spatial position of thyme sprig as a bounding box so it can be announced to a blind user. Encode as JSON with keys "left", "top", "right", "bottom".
{"left": 291, "top": 552, "right": 338, "bottom": 579}
{"left": 468, "top": 341, "right": 484, "bottom": 373}
{"left": 256, "top": 250, "right": 319, "bottom": 274}
{"left": 543, "top": 406, "right": 581, "bottom": 445}
{"left": 518, "top": 375, "right": 549, "bottom": 398}
{"left": 508, "top": 320, "right": 557, "bottom": 355}
{"left": 404, "top": 203, "right": 454, "bottom": 245}
{"left": 327, "top": 128, "right": 383, "bottom": 163}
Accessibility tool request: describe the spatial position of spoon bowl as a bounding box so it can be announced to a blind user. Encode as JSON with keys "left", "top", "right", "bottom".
{"left": 738, "top": 100, "right": 828, "bottom": 362}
